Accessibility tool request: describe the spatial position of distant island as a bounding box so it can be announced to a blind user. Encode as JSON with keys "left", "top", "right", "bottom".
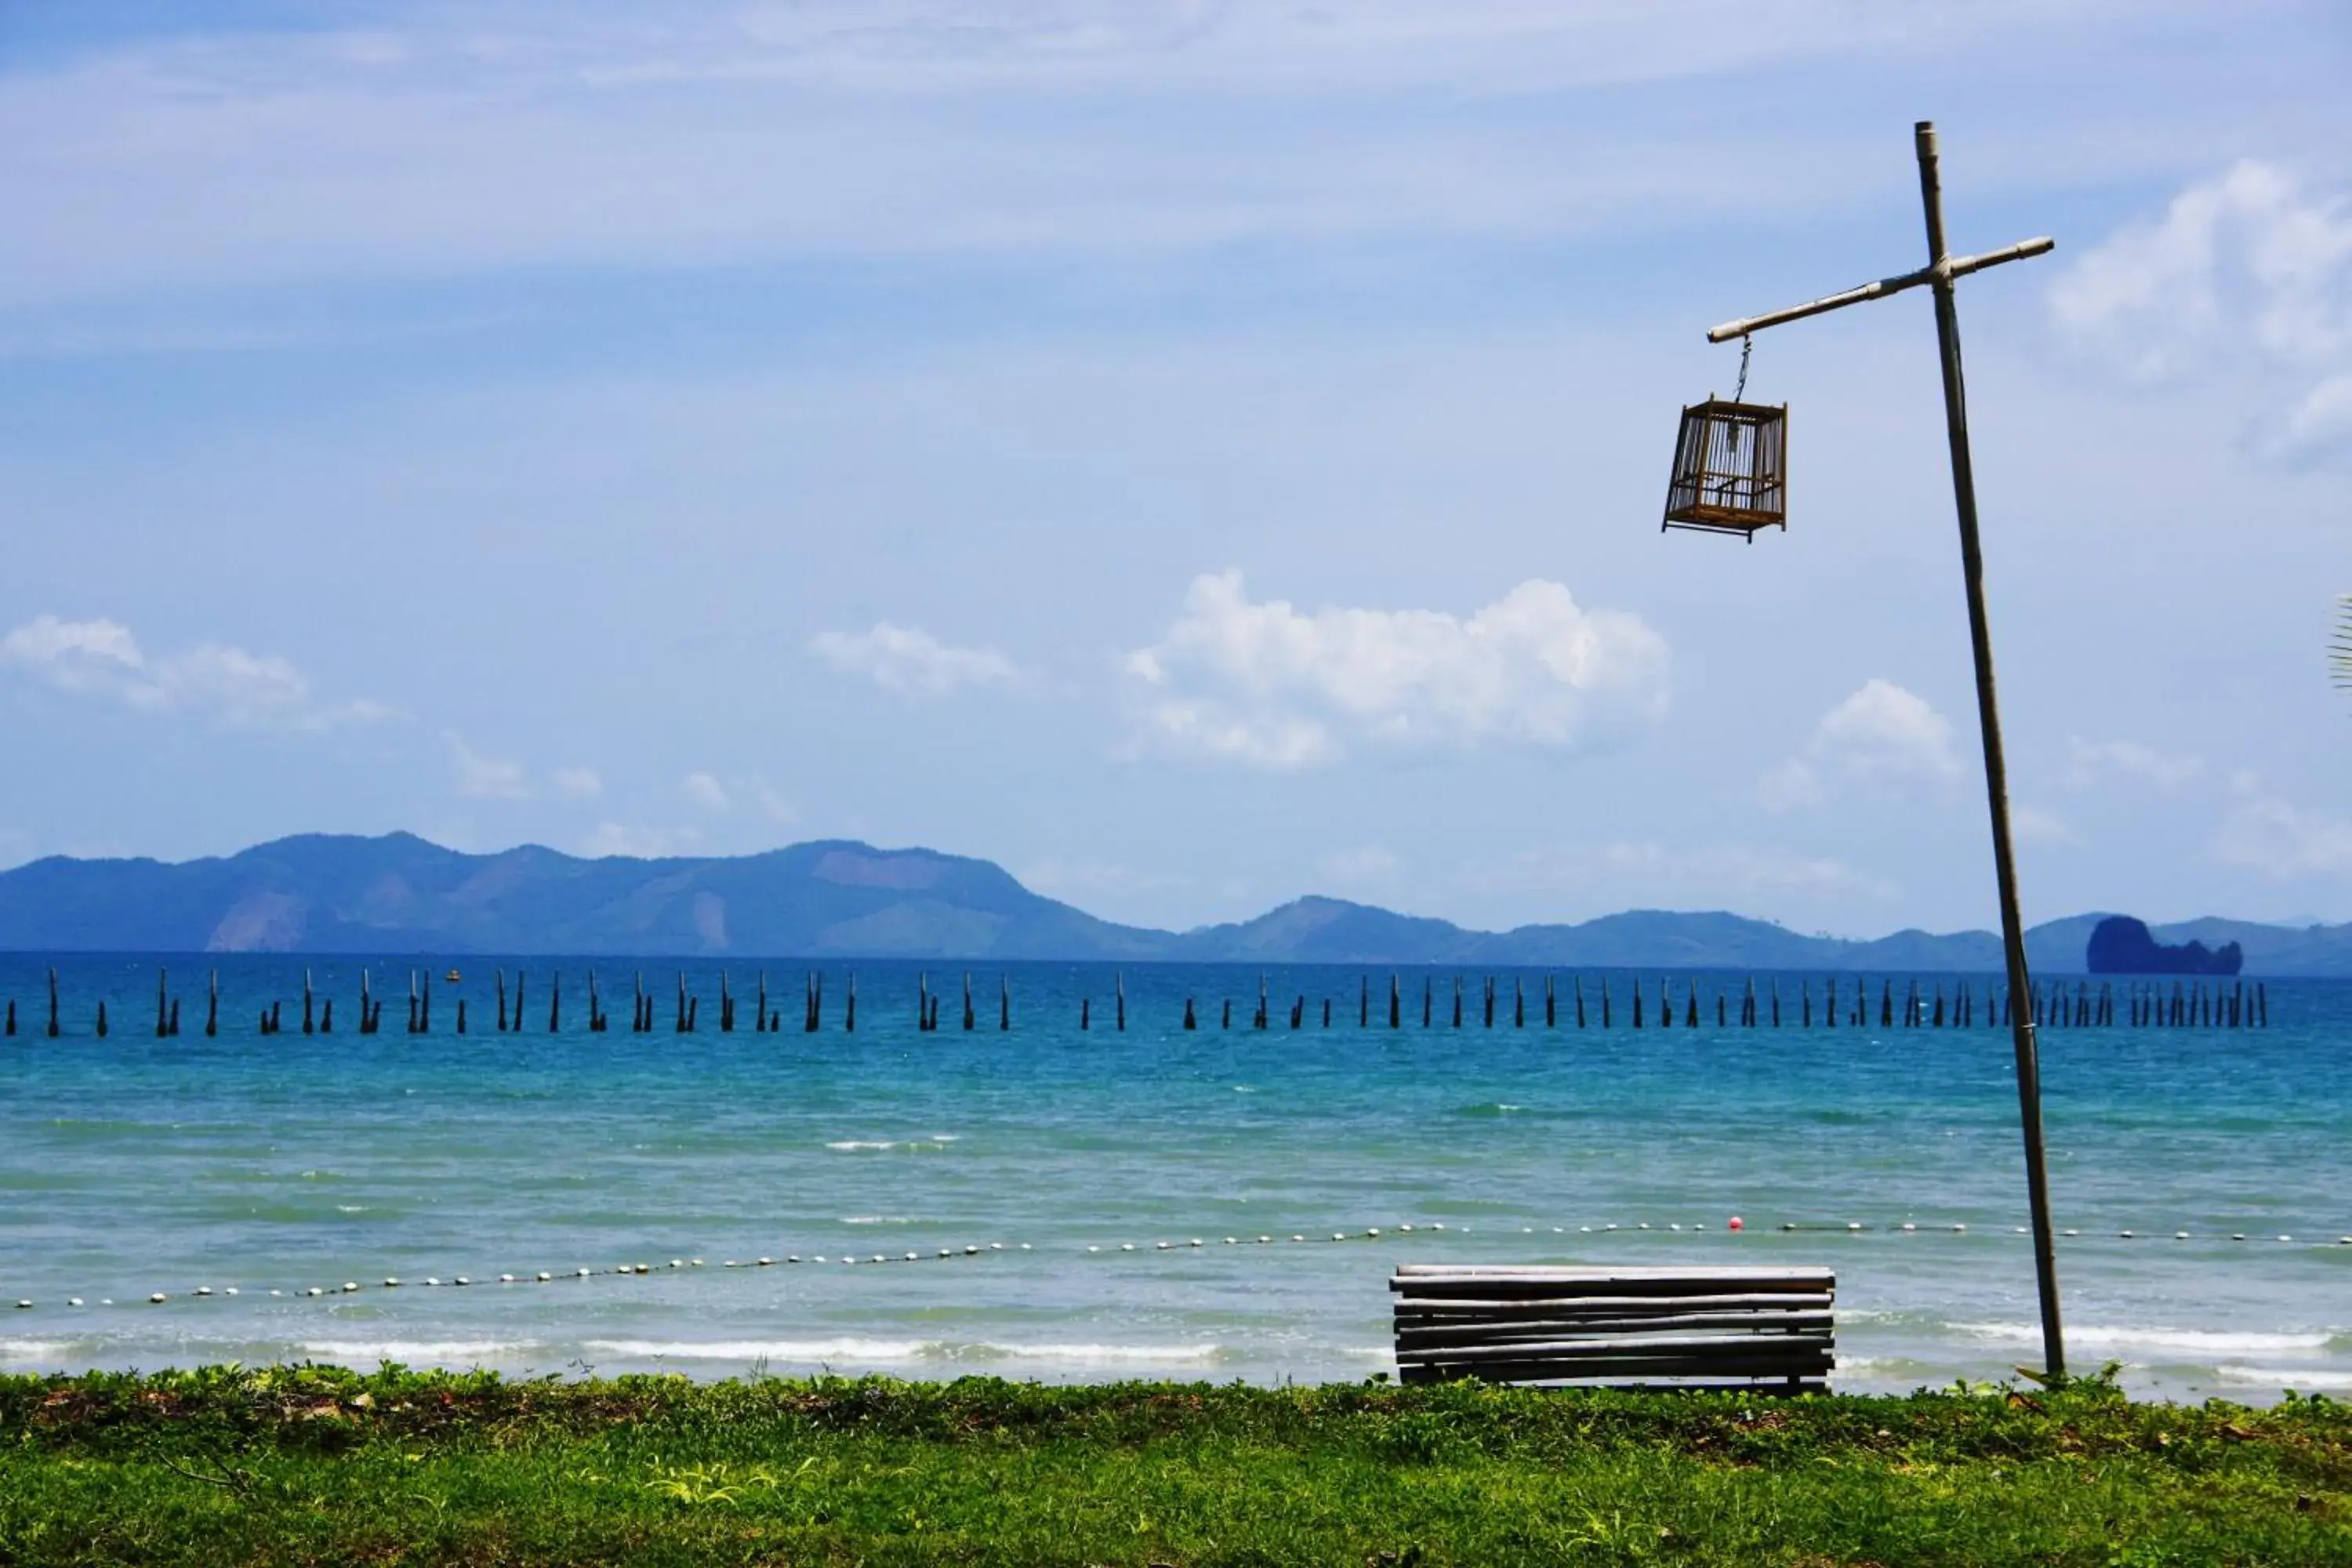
{"left": 1, "top": 832, "right": 2347, "bottom": 973}
{"left": 2085, "top": 915, "right": 2244, "bottom": 976}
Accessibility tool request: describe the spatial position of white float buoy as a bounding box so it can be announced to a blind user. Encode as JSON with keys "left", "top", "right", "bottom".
{"left": 1189, "top": 1238, "right": 1203, "bottom": 1247}
{"left": 1399, "top": 1224, "right": 1413, "bottom": 1233}
{"left": 68, "top": 1298, "right": 82, "bottom": 1307}
{"left": 2063, "top": 1229, "right": 2078, "bottom": 1238}
{"left": 813, "top": 1256, "right": 828, "bottom": 1264}
{"left": 1087, "top": 1245, "right": 1099, "bottom": 1254}
{"left": 12, "top": 1300, "right": 27, "bottom": 1310}
{"left": 2175, "top": 1232, "right": 2190, "bottom": 1240}
{"left": 576, "top": 1268, "right": 591, "bottom": 1277}
{"left": 2120, "top": 1231, "right": 2135, "bottom": 1240}
{"left": 758, "top": 1258, "right": 774, "bottom": 1266}
{"left": 1224, "top": 1237, "right": 1236, "bottom": 1245}
{"left": 905, "top": 1252, "right": 918, "bottom": 1261}
{"left": 426, "top": 1277, "right": 441, "bottom": 1287}
{"left": 226, "top": 1287, "right": 239, "bottom": 1295}
{"left": 1120, "top": 1243, "right": 1135, "bottom": 1252}
{"left": 151, "top": 1293, "right": 168, "bottom": 1303}
{"left": 670, "top": 1259, "right": 683, "bottom": 1269}
{"left": 1258, "top": 1236, "right": 1271, "bottom": 1243}
{"left": 537, "top": 1272, "right": 552, "bottom": 1282}
{"left": 1580, "top": 1226, "right": 1592, "bottom": 1233}
{"left": 343, "top": 1282, "right": 359, "bottom": 1292}
{"left": 500, "top": 1274, "right": 516, "bottom": 1283}
{"left": 194, "top": 1287, "right": 212, "bottom": 1297}
{"left": 305, "top": 1287, "right": 323, "bottom": 1297}
{"left": 1900, "top": 1224, "right": 1916, "bottom": 1233}
{"left": 990, "top": 1243, "right": 1004, "bottom": 1250}
{"left": 1156, "top": 1241, "right": 1171, "bottom": 1250}
{"left": 967, "top": 1245, "right": 981, "bottom": 1254}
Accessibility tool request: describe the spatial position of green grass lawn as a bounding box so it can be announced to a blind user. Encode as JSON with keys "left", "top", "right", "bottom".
{"left": 2, "top": 1366, "right": 2345, "bottom": 1564}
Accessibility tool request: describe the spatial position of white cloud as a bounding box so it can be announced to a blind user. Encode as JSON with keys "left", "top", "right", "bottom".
{"left": 2053, "top": 161, "right": 2352, "bottom": 462}
{"left": 2274, "top": 373, "right": 2352, "bottom": 465}
{"left": 552, "top": 765, "right": 604, "bottom": 799}
{"left": 445, "top": 732, "right": 530, "bottom": 800}
{"left": 582, "top": 822, "right": 703, "bottom": 858}
{"left": 2011, "top": 805, "right": 2076, "bottom": 846}
{"left": 0, "top": 613, "right": 393, "bottom": 730}
{"left": 673, "top": 770, "right": 797, "bottom": 822}
{"left": 1759, "top": 678, "right": 1958, "bottom": 811}
{"left": 0, "top": 4, "right": 2167, "bottom": 312}
{"left": 810, "top": 622, "right": 1019, "bottom": 699}
{"left": 2212, "top": 788, "right": 2352, "bottom": 880}
{"left": 1816, "top": 680, "right": 1960, "bottom": 780}
{"left": 1123, "top": 571, "right": 1669, "bottom": 771}
{"left": 1465, "top": 839, "right": 1900, "bottom": 914}
{"left": 1319, "top": 844, "right": 1403, "bottom": 887}
{"left": 2063, "top": 736, "right": 2201, "bottom": 791}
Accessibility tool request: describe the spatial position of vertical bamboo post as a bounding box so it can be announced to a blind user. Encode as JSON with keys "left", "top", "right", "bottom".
{"left": 1907, "top": 121, "right": 2063, "bottom": 1377}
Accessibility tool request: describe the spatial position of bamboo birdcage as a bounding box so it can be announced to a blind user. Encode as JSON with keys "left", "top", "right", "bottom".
{"left": 1662, "top": 398, "right": 1788, "bottom": 539}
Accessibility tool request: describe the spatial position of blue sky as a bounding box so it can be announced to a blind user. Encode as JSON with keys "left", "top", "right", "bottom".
{"left": 3, "top": 1, "right": 2350, "bottom": 936}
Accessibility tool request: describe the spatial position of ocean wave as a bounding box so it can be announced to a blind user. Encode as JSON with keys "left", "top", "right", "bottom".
{"left": 0, "top": 1339, "right": 73, "bottom": 1365}
{"left": 2216, "top": 1364, "right": 2352, "bottom": 1391}
{"left": 825, "top": 1139, "right": 953, "bottom": 1152}
{"left": 300, "top": 1340, "right": 540, "bottom": 1363}
{"left": 840, "top": 1215, "right": 914, "bottom": 1225}
{"left": 585, "top": 1338, "right": 1228, "bottom": 1367}
{"left": 1954, "top": 1322, "right": 2332, "bottom": 1355}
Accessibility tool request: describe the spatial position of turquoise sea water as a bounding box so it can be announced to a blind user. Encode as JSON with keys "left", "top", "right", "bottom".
{"left": 2, "top": 955, "right": 2346, "bottom": 1403}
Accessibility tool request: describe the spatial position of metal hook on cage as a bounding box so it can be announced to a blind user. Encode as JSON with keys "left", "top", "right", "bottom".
{"left": 1733, "top": 333, "right": 1753, "bottom": 402}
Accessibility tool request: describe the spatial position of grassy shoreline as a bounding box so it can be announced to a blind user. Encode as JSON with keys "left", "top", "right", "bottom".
{"left": 3, "top": 1366, "right": 2347, "bottom": 1564}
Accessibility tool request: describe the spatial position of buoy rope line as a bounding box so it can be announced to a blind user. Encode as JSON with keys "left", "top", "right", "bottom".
{"left": 11, "top": 1220, "right": 2348, "bottom": 1313}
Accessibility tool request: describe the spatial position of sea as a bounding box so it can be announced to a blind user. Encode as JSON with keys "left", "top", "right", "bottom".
{"left": 2, "top": 955, "right": 2345, "bottom": 1404}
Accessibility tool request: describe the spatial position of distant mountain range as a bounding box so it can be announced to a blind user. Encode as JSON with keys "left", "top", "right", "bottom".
{"left": 3, "top": 832, "right": 2350, "bottom": 975}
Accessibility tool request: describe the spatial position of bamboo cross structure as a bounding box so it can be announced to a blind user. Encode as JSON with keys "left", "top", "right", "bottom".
{"left": 1704, "top": 120, "right": 2063, "bottom": 1379}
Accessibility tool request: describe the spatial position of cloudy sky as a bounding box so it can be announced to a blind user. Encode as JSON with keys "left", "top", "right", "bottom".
{"left": 4, "top": 1, "right": 2349, "bottom": 936}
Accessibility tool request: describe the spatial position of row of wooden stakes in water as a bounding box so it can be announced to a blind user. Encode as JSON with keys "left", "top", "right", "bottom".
{"left": 2, "top": 966, "right": 2271, "bottom": 1038}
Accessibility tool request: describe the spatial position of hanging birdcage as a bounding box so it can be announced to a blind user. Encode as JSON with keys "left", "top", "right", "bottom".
{"left": 1662, "top": 397, "right": 1788, "bottom": 539}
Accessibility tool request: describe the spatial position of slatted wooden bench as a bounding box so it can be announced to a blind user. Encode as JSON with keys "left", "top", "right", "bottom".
{"left": 1390, "top": 1265, "right": 1835, "bottom": 1392}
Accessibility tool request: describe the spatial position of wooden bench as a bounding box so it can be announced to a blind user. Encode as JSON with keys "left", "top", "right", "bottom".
{"left": 1389, "top": 1264, "right": 1835, "bottom": 1392}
